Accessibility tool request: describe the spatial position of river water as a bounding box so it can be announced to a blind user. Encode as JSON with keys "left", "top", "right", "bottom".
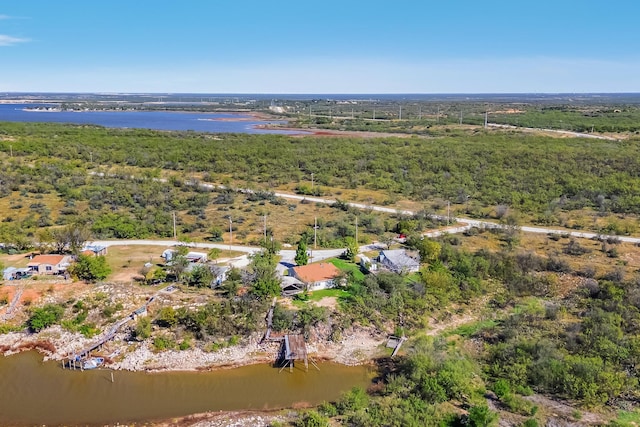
{"left": 0, "top": 351, "right": 373, "bottom": 426}
{"left": 0, "top": 104, "right": 305, "bottom": 134}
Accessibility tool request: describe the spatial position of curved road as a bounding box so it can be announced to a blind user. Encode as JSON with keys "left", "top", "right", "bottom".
{"left": 91, "top": 172, "right": 640, "bottom": 244}
{"left": 90, "top": 201, "right": 640, "bottom": 258}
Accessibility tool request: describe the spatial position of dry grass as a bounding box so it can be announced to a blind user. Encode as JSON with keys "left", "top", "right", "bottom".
{"left": 451, "top": 229, "right": 639, "bottom": 281}
{"left": 105, "top": 245, "right": 166, "bottom": 282}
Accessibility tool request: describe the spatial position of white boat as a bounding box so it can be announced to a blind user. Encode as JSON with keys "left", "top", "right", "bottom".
{"left": 82, "top": 357, "right": 104, "bottom": 370}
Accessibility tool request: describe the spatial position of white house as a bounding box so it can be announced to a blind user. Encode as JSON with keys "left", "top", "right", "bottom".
{"left": 378, "top": 249, "right": 420, "bottom": 274}
{"left": 213, "top": 266, "right": 229, "bottom": 288}
{"left": 161, "top": 249, "right": 175, "bottom": 262}
{"left": 289, "top": 262, "right": 341, "bottom": 292}
{"left": 359, "top": 255, "right": 378, "bottom": 272}
{"left": 27, "top": 254, "right": 72, "bottom": 275}
{"left": 186, "top": 252, "right": 208, "bottom": 263}
{"left": 3, "top": 267, "right": 31, "bottom": 280}
{"left": 161, "top": 249, "right": 207, "bottom": 263}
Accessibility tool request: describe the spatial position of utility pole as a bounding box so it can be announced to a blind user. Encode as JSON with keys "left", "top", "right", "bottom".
{"left": 9, "top": 145, "right": 12, "bottom": 157}
{"left": 314, "top": 217, "right": 318, "bottom": 249}
{"left": 447, "top": 201, "right": 451, "bottom": 225}
{"left": 172, "top": 212, "right": 177, "bottom": 239}
{"left": 373, "top": 108, "right": 376, "bottom": 120}
{"left": 355, "top": 216, "right": 358, "bottom": 246}
{"left": 229, "top": 217, "right": 233, "bottom": 250}
{"left": 308, "top": 105, "right": 311, "bottom": 119}
{"left": 459, "top": 110, "right": 463, "bottom": 125}
{"left": 263, "top": 214, "right": 267, "bottom": 244}
{"left": 484, "top": 111, "right": 488, "bottom": 128}
{"left": 399, "top": 105, "right": 402, "bottom": 120}
{"left": 311, "top": 173, "right": 314, "bottom": 190}
{"left": 436, "top": 106, "right": 440, "bottom": 124}
{"left": 90, "top": 152, "right": 93, "bottom": 163}
{"left": 418, "top": 107, "right": 422, "bottom": 120}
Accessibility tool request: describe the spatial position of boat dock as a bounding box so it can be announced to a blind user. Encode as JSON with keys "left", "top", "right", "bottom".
{"left": 278, "top": 334, "right": 319, "bottom": 372}
{"left": 261, "top": 299, "right": 319, "bottom": 373}
{"left": 64, "top": 293, "right": 159, "bottom": 370}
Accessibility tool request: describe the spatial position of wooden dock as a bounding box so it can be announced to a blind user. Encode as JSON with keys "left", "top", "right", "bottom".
{"left": 1, "top": 288, "right": 23, "bottom": 321}
{"left": 261, "top": 298, "right": 276, "bottom": 343}
{"left": 278, "top": 334, "right": 318, "bottom": 372}
{"left": 261, "top": 300, "right": 319, "bottom": 373}
{"left": 388, "top": 335, "right": 407, "bottom": 358}
{"left": 64, "top": 292, "right": 160, "bottom": 369}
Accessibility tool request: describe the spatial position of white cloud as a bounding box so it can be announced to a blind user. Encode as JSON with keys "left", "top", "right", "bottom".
{"left": 0, "top": 14, "right": 10, "bottom": 20}
{"left": 0, "top": 34, "right": 29, "bottom": 46}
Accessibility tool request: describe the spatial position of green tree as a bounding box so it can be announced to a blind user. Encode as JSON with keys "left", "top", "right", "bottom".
{"left": 28, "top": 304, "right": 64, "bottom": 332}
{"left": 342, "top": 236, "right": 358, "bottom": 262}
{"left": 207, "top": 247, "right": 221, "bottom": 260}
{"left": 209, "top": 226, "right": 224, "bottom": 242}
{"left": 467, "top": 405, "right": 498, "bottom": 427}
{"left": 187, "top": 264, "right": 214, "bottom": 288}
{"left": 52, "top": 223, "right": 91, "bottom": 255}
{"left": 261, "top": 237, "right": 282, "bottom": 256}
{"left": 134, "top": 316, "right": 151, "bottom": 340}
{"left": 337, "top": 387, "right": 369, "bottom": 413}
{"left": 407, "top": 236, "right": 441, "bottom": 263}
{"left": 156, "top": 307, "right": 177, "bottom": 327}
{"left": 294, "top": 410, "right": 330, "bottom": 427}
{"left": 68, "top": 255, "right": 111, "bottom": 282}
{"left": 295, "top": 239, "right": 309, "bottom": 266}
{"left": 169, "top": 247, "right": 189, "bottom": 282}
{"left": 249, "top": 251, "right": 281, "bottom": 298}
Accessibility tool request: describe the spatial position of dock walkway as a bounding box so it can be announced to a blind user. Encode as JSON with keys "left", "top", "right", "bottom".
{"left": 1, "top": 288, "right": 23, "bottom": 321}
{"left": 66, "top": 292, "right": 160, "bottom": 367}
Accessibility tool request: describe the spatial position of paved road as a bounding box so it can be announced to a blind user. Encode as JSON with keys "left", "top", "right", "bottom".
{"left": 90, "top": 239, "right": 263, "bottom": 254}
{"left": 94, "top": 172, "right": 632, "bottom": 243}
{"left": 487, "top": 123, "right": 619, "bottom": 141}
{"left": 90, "top": 193, "right": 640, "bottom": 257}
{"left": 267, "top": 192, "right": 640, "bottom": 244}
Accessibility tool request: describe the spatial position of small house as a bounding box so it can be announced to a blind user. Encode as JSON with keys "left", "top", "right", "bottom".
{"left": 27, "top": 254, "right": 72, "bottom": 275}
{"left": 2, "top": 267, "right": 31, "bottom": 281}
{"left": 161, "top": 249, "right": 207, "bottom": 263}
{"left": 360, "top": 255, "right": 377, "bottom": 272}
{"left": 186, "top": 252, "right": 208, "bottom": 263}
{"left": 161, "top": 249, "right": 176, "bottom": 262}
{"left": 289, "top": 262, "right": 341, "bottom": 292}
{"left": 213, "top": 266, "right": 229, "bottom": 288}
{"left": 378, "top": 249, "right": 420, "bottom": 274}
{"left": 82, "top": 244, "right": 108, "bottom": 256}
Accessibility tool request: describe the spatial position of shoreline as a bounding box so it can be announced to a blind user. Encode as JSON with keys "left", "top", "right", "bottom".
{"left": 0, "top": 324, "right": 384, "bottom": 373}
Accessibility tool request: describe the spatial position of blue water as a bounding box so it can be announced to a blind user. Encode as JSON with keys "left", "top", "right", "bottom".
{"left": 0, "top": 104, "right": 305, "bottom": 134}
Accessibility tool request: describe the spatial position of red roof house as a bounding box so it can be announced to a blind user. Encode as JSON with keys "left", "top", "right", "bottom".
{"left": 27, "top": 254, "right": 72, "bottom": 275}
{"left": 289, "top": 262, "right": 341, "bottom": 291}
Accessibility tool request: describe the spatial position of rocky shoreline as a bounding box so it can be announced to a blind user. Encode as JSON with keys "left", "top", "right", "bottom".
{"left": 0, "top": 325, "right": 385, "bottom": 372}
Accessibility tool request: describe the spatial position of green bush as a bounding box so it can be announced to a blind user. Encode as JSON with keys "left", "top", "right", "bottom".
{"left": 28, "top": 304, "right": 64, "bottom": 332}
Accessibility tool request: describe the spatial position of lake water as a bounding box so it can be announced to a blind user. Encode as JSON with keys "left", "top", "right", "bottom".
{"left": 0, "top": 351, "right": 373, "bottom": 426}
{"left": 0, "top": 104, "right": 305, "bottom": 134}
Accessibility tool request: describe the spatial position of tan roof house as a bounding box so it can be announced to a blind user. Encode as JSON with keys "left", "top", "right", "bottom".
{"left": 289, "top": 262, "right": 341, "bottom": 291}
{"left": 27, "top": 254, "right": 72, "bottom": 275}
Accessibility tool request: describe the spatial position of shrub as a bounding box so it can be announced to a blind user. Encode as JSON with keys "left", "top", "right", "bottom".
{"left": 28, "top": 304, "right": 64, "bottom": 332}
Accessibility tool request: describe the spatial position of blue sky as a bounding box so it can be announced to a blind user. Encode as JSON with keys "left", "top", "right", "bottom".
{"left": 1, "top": 1, "right": 638, "bottom": 93}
